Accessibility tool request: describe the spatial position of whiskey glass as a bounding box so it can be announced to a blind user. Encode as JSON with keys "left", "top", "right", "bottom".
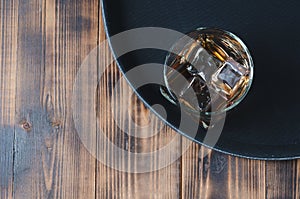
{"left": 161, "top": 28, "right": 254, "bottom": 126}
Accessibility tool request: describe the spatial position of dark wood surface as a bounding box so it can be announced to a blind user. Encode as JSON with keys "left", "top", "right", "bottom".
{"left": 0, "top": 0, "right": 298, "bottom": 198}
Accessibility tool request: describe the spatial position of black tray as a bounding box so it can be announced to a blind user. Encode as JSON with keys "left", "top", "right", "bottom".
{"left": 101, "top": 0, "right": 300, "bottom": 160}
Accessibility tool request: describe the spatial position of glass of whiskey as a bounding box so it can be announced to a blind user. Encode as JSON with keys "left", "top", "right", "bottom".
{"left": 161, "top": 28, "right": 254, "bottom": 125}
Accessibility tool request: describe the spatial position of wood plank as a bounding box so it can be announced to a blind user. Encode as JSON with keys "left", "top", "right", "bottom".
{"left": 13, "top": 0, "right": 45, "bottom": 197}
{"left": 265, "top": 160, "right": 297, "bottom": 199}
{"left": 13, "top": 0, "right": 98, "bottom": 198}
{"left": 227, "top": 157, "right": 266, "bottom": 199}
{"left": 181, "top": 143, "right": 299, "bottom": 199}
{"left": 181, "top": 139, "right": 267, "bottom": 199}
{"left": 295, "top": 160, "right": 300, "bottom": 199}
{"left": 96, "top": 64, "right": 182, "bottom": 198}
{"left": 0, "top": 0, "right": 18, "bottom": 198}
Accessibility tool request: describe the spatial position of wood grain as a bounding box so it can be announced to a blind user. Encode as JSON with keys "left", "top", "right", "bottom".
{"left": 95, "top": 51, "right": 181, "bottom": 198}
{"left": 0, "top": 1, "right": 18, "bottom": 198}
{"left": 12, "top": 0, "right": 98, "bottom": 198}
{"left": 0, "top": 0, "right": 299, "bottom": 198}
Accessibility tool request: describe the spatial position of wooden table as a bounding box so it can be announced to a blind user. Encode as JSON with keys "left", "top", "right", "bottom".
{"left": 0, "top": 0, "right": 298, "bottom": 198}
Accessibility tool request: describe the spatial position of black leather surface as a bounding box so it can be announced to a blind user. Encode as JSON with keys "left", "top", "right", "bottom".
{"left": 102, "top": 0, "right": 300, "bottom": 159}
